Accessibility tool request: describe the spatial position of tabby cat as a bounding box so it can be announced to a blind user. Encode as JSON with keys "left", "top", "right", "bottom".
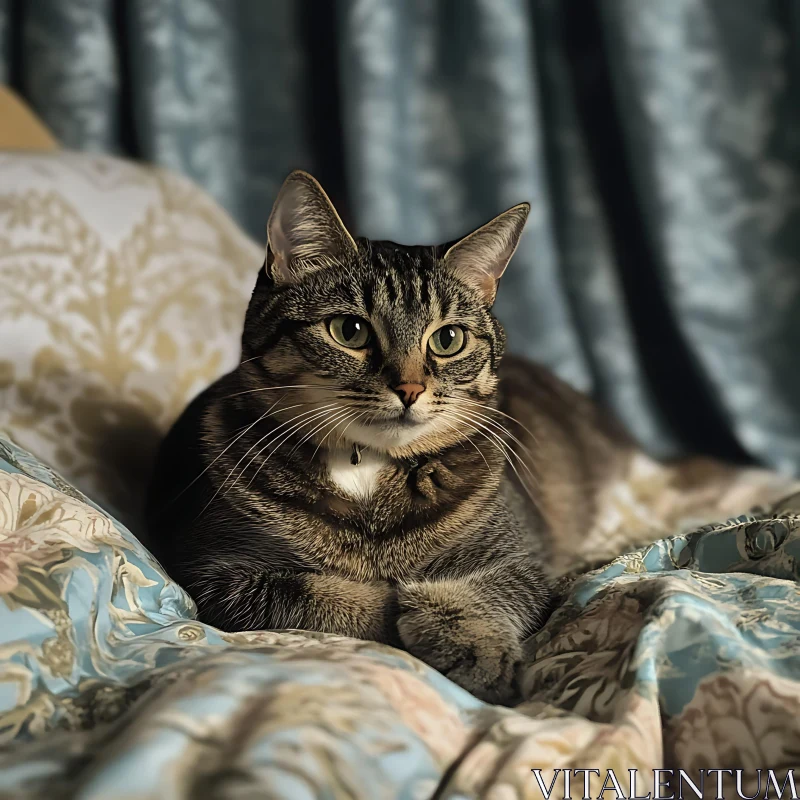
{"left": 145, "top": 170, "right": 644, "bottom": 704}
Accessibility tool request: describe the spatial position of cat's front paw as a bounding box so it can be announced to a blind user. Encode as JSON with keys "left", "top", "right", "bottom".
{"left": 396, "top": 582, "right": 522, "bottom": 705}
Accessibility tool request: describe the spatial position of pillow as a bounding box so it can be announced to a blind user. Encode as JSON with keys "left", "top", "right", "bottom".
{"left": 0, "top": 87, "right": 59, "bottom": 151}
{"left": 0, "top": 151, "right": 261, "bottom": 526}
{"left": 0, "top": 431, "right": 196, "bottom": 740}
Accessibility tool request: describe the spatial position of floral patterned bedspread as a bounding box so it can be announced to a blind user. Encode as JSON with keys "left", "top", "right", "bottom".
{"left": 2, "top": 431, "right": 800, "bottom": 799}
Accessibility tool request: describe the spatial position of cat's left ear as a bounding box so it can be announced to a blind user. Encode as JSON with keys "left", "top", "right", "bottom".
{"left": 443, "top": 203, "right": 530, "bottom": 304}
{"left": 266, "top": 170, "right": 357, "bottom": 284}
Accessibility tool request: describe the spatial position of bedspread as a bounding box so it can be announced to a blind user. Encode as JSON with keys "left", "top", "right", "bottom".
{"left": 1, "top": 431, "right": 800, "bottom": 799}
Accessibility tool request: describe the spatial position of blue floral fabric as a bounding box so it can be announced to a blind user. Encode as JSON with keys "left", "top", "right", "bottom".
{"left": 2, "top": 432, "right": 800, "bottom": 798}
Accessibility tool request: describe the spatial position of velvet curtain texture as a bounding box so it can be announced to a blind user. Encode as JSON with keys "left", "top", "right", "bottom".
{"left": 3, "top": 0, "right": 800, "bottom": 470}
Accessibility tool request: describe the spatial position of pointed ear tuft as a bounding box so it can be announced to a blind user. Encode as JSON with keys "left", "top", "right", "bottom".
{"left": 266, "top": 170, "right": 357, "bottom": 284}
{"left": 443, "top": 203, "right": 530, "bottom": 304}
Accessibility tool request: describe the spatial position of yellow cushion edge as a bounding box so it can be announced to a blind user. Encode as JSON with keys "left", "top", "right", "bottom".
{"left": 0, "top": 84, "right": 59, "bottom": 151}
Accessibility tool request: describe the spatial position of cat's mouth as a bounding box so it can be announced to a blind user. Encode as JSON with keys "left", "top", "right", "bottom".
{"left": 338, "top": 407, "right": 438, "bottom": 453}
{"left": 369, "top": 407, "right": 427, "bottom": 432}
{"left": 372, "top": 413, "right": 423, "bottom": 431}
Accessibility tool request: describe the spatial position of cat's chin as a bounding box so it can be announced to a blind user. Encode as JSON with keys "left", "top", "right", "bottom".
{"left": 333, "top": 414, "right": 471, "bottom": 460}
{"left": 338, "top": 416, "right": 438, "bottom": 455}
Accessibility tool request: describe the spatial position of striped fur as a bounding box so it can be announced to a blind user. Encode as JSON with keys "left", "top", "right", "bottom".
{"left": 146, "top": 172, "right": 634, "bottom": 703}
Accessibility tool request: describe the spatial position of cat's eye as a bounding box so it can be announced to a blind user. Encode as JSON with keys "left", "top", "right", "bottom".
{"left": 428, "top": 325, "right": 466, "bottom": 357}
{"left": 328, "top": 315, "right": 371, "bottom": 349}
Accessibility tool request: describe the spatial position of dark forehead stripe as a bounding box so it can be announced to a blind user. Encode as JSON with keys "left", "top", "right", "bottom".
{"left": 362, "top": 276, "right": 376, "bottom": 316}
{"left": 439, "top": 284, "right": 456, "bottom": 321}
{"left": 403, "top": 263, "right": 418, "bottom": 306}
{"left": 419, "top": 269, "right": 431, "bottom": 308}
{"left": 383, "top": 265, "right": 398, "bottom": 303}
{"left": 368, "top": 242, "right": 440, "bottom": 314}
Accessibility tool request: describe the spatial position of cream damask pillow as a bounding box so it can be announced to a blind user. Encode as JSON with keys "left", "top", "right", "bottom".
{"left": 0, "top": 151, "right": 261, "bottom": 528}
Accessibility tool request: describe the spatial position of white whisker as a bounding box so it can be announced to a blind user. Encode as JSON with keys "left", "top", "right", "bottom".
{"left": 447, "top": 409, "right": 537, "bottom": 479}
{"left": 288, "top": 407, "right": 354, "bottom": 460}
{"left": 198, "top": 404, "right": 339, "bottom": 516}
{"left": 161, "top": 398, "right": 304, "bottom": 512}
{"left": 446, "top": 403, "right": 538, "bottom": 466}
{"left": 437, "top": 413, "right": 492, "bottom": 472}
{"left": 336, "top": 409, "right": 372, "bottom": 446}
{"left": 218, "top": 384, "right": 344, "bottom": 402}
{"left": 457, "top": 396, "right": 539, "bottom": 444}
{"left": 226, "top": 404, "right": 338, "bottom": 492}
{"left": 445, "top": 409, "right": 541, "bottom": 505}
{"left": 311, "top": 410, "right": 360, "bottom": 461}
{"left": 242, "top": 405, "right": 347, "bottom": 491}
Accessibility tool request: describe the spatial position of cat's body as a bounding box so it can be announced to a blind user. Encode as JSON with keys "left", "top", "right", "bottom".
{"left": 148, "top": 352, "right": 631, "bottom": 704}
{"left": 146, "top": 171, "right": 797, "bottom": 704}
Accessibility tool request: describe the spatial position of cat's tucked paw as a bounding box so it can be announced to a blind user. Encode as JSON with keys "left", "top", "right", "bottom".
{"left": 396, "top": 582, "right": 522, "bottom": 705}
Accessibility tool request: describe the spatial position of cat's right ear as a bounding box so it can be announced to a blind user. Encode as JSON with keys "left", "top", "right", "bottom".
{"left": 266, "top": 170, "right": 357, "bottom": 284}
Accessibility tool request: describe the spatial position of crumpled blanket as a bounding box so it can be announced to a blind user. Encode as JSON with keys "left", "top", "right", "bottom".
{"left": 1, "top": 431, "right": 799, "bottom": 799}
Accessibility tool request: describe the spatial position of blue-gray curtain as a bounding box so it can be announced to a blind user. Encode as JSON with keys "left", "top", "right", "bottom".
{"left": 3, "top": 0, "right": 800, "bottom": 471}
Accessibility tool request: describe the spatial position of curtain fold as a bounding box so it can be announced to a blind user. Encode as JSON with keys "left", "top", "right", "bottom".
{"left": 600, "top": 0, "right": 800, "bottom": 469}
{"left": 2, "top": 0, "right": 800, "bottom": 469}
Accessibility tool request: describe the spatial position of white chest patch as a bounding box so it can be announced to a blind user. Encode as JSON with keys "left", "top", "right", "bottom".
{"left": 325, "top": 448, "right": 390, "bottom": 500}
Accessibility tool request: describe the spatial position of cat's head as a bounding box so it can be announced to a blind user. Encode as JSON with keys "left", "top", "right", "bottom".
{"left": 240, "top": 170, "right": 529, "bottom": 458}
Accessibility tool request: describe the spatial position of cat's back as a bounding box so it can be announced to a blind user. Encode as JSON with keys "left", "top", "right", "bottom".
{"left": 498, "top": 355, "right": 633, "bottom": 457}
{"left": 497, "top": 355, "right": 635, "bottom": 570}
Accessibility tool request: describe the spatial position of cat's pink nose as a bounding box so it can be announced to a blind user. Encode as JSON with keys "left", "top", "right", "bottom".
{"left": 393, "top": 382, "right": 426, "bottom": 407}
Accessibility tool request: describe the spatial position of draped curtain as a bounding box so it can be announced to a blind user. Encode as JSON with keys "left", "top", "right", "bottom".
{"left": 3, "top": 0, "right": 800, "bottom": 471}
